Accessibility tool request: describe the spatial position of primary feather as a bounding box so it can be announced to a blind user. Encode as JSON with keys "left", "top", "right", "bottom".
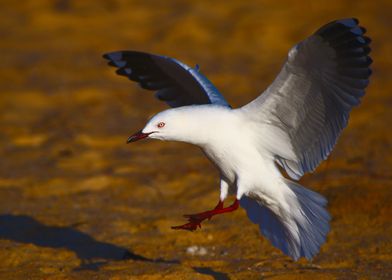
{"left": 103, "top": 50, "right": 230, "bottom": 108}
{"left": 242, "top": 18, "right": 372, "bottom": 179}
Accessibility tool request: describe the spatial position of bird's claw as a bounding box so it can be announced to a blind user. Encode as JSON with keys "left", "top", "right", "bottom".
{"left": 184, "top": 211, "right": 214, "bottom": 221}
{"left": 171, "top": 221, "right": 202, "bottom": 231}
{"left": 172, "top": 213, "right": 209, "bottom": 231}
{"left": 172, "top": 200, "right": 238, "bottom": 231}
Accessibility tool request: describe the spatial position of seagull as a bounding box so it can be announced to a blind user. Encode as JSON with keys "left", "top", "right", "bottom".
{"left": 103, "top": 18, "right": 372, "bottom": 261}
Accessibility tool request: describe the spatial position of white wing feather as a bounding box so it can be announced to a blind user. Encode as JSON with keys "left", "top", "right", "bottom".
{"left": 241, "top": 18, "right": 372, "bottom": 179}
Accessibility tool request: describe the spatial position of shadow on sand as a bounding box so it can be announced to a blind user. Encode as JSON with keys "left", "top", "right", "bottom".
{"left": 0, "top": 214, "right": 179, "bottom": 270}
{"left": 193, "top": 267, "right": 230, "bottom": 280}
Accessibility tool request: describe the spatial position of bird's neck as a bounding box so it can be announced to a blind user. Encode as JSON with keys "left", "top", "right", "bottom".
{"left": 171, "top": 107, "right": 237, "bottom": 148}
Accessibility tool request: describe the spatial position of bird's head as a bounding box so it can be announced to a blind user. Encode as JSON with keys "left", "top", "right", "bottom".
{"left": 127, "top": 105, "right": 232, "bottom": 145}
{"left": 127, "top": 107, "right": 195, "bottom": 144}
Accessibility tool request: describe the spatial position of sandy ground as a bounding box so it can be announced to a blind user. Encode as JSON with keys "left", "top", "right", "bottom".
{"left": 0, "top": 0, "right": 391, "bottom": 279}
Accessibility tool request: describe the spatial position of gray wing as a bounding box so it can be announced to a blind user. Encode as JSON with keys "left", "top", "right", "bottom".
{"left": 103, "top": 51, "right": 230, "bottom": 108}
{"left": 242, "top": 18, "right": 372, "bottom": 180}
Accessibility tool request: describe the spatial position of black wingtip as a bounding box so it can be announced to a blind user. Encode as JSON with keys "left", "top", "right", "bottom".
{"left": 102, "top": 52, "right": 116, "bottom": 60}
{"left": 108, "top": 61, "right": 117, "bottom": 67}
{"left": 368, "top": 56, "right": 374, "bottom": 66}
{"left": 341, "top": 17, "right": 359, "bottom": 26}
{"left": 363, "top": 36, "right": 372, "bottom": 44}
{"left": 102, "top": 51, "right": 125, "bottom": 62}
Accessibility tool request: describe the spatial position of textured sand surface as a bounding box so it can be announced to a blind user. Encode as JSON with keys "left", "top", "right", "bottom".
{"left": 0, "top": 0, "right": 391, "bottom": 279}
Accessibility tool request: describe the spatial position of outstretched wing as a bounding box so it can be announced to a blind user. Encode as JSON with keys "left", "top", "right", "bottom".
{"left": 103, "top": 51, "right": 230, "bottom": 108}
{"left": 242, "top": 18, "right": 372, "bottom": 180}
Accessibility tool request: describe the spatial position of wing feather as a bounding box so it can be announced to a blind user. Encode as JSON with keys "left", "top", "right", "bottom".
{"left": 103, "top": 51, "right": 230, "bottom": 108}
{"left": 242, "top": 18, "right": 372, "bottom": 179}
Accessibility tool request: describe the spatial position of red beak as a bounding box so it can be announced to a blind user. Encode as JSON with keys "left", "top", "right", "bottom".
{"left": 127, "top": 130, "right": 153, "bottom": 143}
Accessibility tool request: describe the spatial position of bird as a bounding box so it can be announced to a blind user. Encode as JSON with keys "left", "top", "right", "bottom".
{"left": 103, "top": 18, "right": 372, "bottom": 261}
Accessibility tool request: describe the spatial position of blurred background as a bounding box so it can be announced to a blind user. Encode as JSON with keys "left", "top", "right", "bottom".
{"left": 0, "top": 0, "right": 391, "bottom": 279}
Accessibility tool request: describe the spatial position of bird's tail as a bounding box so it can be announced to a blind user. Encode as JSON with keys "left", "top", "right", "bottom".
{"left": 240, "top": 179, "right": 330, "bottom": 261}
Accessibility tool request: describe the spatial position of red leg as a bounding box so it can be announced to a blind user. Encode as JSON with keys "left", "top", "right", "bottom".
{"left": 171, "top": 199, "right": 239, "bottom": 231}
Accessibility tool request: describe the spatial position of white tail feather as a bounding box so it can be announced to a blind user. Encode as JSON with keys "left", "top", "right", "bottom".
{"left": 240, "top": 179, "right": 330, "bottom": 260}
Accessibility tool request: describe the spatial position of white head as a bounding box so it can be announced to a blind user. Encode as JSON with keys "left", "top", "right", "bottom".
{"left": 127, "top": 106, "right": 208, "bottom": 145}
{"left": 127, "top": 105, "right": 233, "bottom": 146}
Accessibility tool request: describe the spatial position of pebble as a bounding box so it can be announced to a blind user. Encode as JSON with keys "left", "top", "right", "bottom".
{"left": 186, "top": 245, "right": 208, "bottom": 256}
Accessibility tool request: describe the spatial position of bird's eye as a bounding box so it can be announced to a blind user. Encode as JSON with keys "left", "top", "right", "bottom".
{"left": 157, "top": 122, "right": 165, "bottom": 128}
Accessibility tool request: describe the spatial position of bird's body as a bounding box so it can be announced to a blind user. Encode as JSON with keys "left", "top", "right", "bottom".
{"left": 186, "top": 106, "right": 281, "bottom": 199}
{"left": 103, "top": 18, "right": 372, "bottom": 261}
